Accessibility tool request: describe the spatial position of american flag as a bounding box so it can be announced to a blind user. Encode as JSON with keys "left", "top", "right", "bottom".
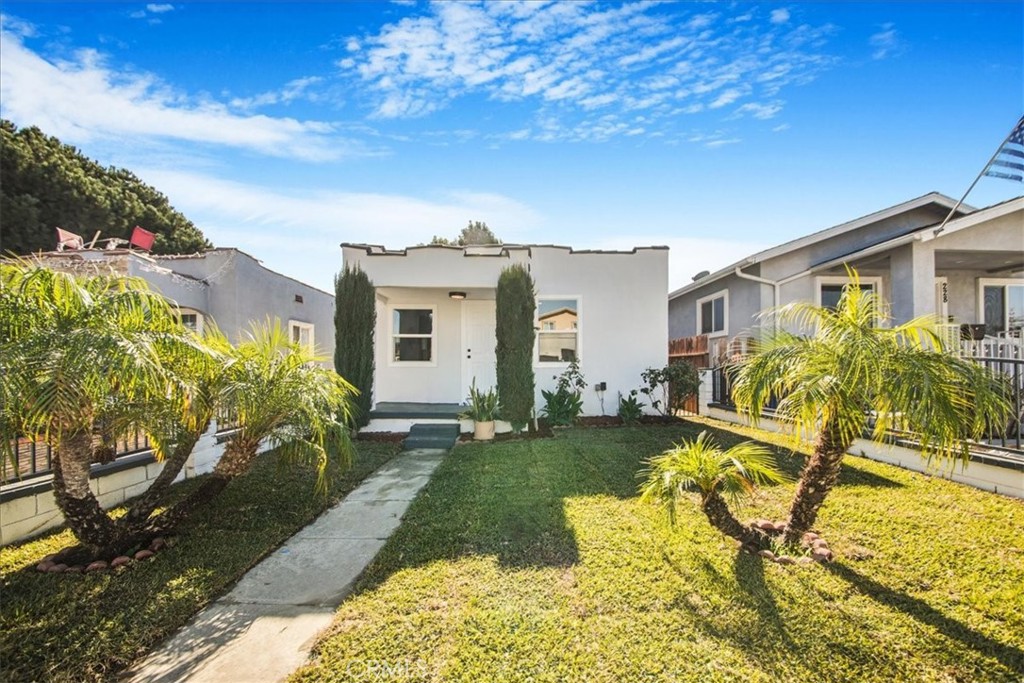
{"left": 983, "top": 115, "right": 1024, "bottom": 183}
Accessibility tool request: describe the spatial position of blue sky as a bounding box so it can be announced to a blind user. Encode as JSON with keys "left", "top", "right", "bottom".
{"left": 1, "top": 1, "right": 1021, "bottom": 292}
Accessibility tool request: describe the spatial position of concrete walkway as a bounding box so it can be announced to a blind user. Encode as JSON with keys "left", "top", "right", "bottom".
{"left": 126, "top": 448, "right": 447, "bottom": 683}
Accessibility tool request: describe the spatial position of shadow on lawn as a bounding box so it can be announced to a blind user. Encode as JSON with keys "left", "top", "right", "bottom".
{"left": 825, "top": 562, "right": 1024, "bottom": 675}
{"left": 355, "top": 426, "right": 700, "bottom": 585}
{"left": 359, "top": 422, "right": 903, "bottom": 586}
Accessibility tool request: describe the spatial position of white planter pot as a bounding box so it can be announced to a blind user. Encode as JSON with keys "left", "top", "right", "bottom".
{"left": 474, "top": 420, "right": 496, "bottom": 441}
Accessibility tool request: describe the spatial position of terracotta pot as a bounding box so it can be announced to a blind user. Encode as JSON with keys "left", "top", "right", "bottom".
{"left": 474, "top": 420, "right": 496, "bottom": 441}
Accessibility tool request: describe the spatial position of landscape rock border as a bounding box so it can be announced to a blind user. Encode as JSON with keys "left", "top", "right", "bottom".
{"left": 35, "top": 537, "right": 170, "bottom": 575}
{"left": 745, "top": 519, "right": 834, "bottom": 565}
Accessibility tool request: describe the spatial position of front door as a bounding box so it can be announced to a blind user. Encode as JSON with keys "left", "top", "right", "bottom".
{"left": 461, "top": 300, "right": 498, "bottom": 398}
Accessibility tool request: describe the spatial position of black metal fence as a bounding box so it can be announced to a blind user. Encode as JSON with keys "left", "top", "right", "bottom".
{"left": 3, "top": 430, "right": 152, "bottom": 485}
{"left": 709, "top": 358, "right": 1024, "bottom": 453}
{"left": 975, "top": 356, "right": 1023, "bottom": 451}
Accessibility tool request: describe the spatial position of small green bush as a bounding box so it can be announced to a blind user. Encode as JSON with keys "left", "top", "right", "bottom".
{"left": 640, "top": 362, "right": 700, "bottom": 417}
{"left": 617, "top": 390, "right": 644, "bottom": 424}
{"left": 541, "top": 361, "right": 587, "bottom": 426}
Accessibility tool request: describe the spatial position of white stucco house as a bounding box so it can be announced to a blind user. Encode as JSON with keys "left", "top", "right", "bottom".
{"left": 340, "top": 243, "right": 669, "bottom": 421}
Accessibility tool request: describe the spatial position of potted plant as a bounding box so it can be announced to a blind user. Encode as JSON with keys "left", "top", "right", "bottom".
{"left": 459, "top": 379, "right": 500, "bottom": 441}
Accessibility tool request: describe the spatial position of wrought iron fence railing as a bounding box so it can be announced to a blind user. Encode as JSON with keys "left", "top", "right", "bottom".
{"left": 709, "top": 357, "right": 1024, "bottom": 454}
{"left": 2, "top": 430, "right": 152, "bottom": 485}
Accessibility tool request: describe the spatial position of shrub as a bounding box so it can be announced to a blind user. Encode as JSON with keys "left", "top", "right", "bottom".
{"left": 495, "top": 265, "right": 536, "bottom": 432}
{"left": 640, "top": 363, "right": 700, "bottom": 417}
{"left": 334, "top": 264, "right": 375, "bottom": 427}
{"left": 541, "top": 361, "right": 587, "bottom": 426}
{"left": 617, "top": 390, "right": 644, "bottom": 424}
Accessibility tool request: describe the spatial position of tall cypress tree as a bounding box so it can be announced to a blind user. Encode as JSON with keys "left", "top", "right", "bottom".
{"left": 495, "top": 264, "right": 536, "bottom": 432}
{"left": 334, "top": 265, "right": 375, "bottom": 427}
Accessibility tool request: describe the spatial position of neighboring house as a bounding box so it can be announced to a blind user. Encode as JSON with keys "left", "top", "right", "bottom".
{"left": 669, "top": 193, "right": 1024, "bottom": 361}
{"left": 341, "top": 243, "right": 668, "bottom": 416}
{"left": 29, "top": 247, "right": 334, "bottom": 363}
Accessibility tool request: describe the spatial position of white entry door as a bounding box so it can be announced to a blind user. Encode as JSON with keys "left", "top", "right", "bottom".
{"left": 461, "top": 300, "right": 498, "bottom": 398}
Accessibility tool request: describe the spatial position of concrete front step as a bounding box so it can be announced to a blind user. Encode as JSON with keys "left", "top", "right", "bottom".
{"left": 403, "top": 423, "right": 460, "bottom": 451}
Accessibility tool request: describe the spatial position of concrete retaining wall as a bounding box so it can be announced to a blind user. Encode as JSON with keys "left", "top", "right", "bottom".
{"left": 0, "top": 423, "right": 270, "bottom": 546}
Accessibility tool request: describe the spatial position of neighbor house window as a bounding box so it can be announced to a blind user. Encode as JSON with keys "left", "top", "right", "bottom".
{"left": 289, "top": 320, "right": 315, "bottom": 352}
{"left": 696, "top": 290, "right": 728, "bottom": 337}
{"left": 979, "top": 280, "right": 1024, "bottom": 336}
{"left": 176, "top": 308, "right": 204, "bottom": 334}
{"left": 537, "top": 298, "right": 579, "bottom": 363}
{"left": 391, "top": 307, "right": 435, "bottom": 363}
{"left": 815, "top": 276, "right": 882, "bottom": 312}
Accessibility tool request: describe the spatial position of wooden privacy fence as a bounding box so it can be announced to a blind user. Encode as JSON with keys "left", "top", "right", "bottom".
{"left": 669, "top": 335, "right": 710, "bottom": 415}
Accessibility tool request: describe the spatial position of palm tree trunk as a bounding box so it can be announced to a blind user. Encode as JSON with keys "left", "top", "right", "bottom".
{"left": 146, "top": 439, "right": 257, "bottom": 534}
{"left": 120, "top": 427, "right": 205, "bottom": 532}
{"left": 701, "top": 490, "right": 766, "bottom": 549}
{"left": 782, "top": 418, "right": 851, "bottom": 546}
{"left": 51, "top": 431, "right": 121, "bottom": 552}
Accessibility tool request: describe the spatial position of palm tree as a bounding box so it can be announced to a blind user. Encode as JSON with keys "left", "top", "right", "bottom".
{"left": 640, "top": 430, "right": 785, "bottom": 547}
{"left": 731, "top": 271, "right": 1011, "bottom": 547}
{"left": 118, "top": 326, "right": 231, "bottom": 535}
{"left": 1, "top": 262, "right": 198, "bottom": 554}
{"left": 151, "top": 320, "right": 357, "bottom": 531}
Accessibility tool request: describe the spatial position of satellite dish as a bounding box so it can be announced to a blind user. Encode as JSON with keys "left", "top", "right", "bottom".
{"left": 692, "top": 270, "right": 710, "bottom": 281}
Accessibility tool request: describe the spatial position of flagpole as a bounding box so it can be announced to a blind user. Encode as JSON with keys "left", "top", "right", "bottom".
{"left": 933, "top": 120, "right": 1021, "bottom": 236}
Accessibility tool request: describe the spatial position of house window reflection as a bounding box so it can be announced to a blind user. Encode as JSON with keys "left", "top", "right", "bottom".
{"left": 538, "top": 298, "right": 578, "bottom": 362}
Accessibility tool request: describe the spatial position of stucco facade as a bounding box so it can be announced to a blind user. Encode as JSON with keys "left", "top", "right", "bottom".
{"left": 30, "top": 248, "right": 335, "bottom": 365}
{"left": 669, "top": 194, "right": 1024, "bottom": 360}
{"left": 342, "top": 243, "right": 669, "bottom": 416}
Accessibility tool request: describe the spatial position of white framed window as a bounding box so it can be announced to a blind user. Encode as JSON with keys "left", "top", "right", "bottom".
{"left": 814, "top": 276, "right": 883, "bottom": 311}
{"left": 537, "top": 297, "right": 580, "bottom": 363}
{"left": 978, "top": 279, "right": 1024, "bottom": 337}
{"left": 389, "top": 306, "right": 436, "bottom": 365}
{"left": 696, "top": 289, "right": 728, "bottom": 338}
{"left": 176, "top": 308, "right": 204, "bottom": 334}
{"left": 289, "top": 320, "right": 315, "bottom": 353}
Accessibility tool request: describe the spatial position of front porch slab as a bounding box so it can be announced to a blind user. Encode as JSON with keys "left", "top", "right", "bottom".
{"left": 369, "top": 402, "right": 462, "bottom": 420}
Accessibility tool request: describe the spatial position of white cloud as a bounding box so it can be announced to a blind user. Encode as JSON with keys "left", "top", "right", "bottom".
{"left": 136, "top": 168, "right": 543, "bottom": 290}
{"left": 772, "top": 123, "right": 790, "bottom": 132}
{"left": 869, "top": 23, "right": 904, "bottom": 60}
{"left": 229, "top": 76, "right": 325, "bottom": 110}
{"left": 704, "top": 138, "right": 741, "bottom": 148}
{"left": 0, "top": 14, "right": 36, "bottom": 37}
{"left": 0, "top": 28, "right": 356, "bottom": 161}
{"left": 338, "top": 2, "right": 836, "bottom": 142}
{"left": 708, "top": 88, "right": 743, "bottom": 109}
{"left": 733, "top": 101, "right": 783, "bottom": 119}
{"left": 146, "top": 4, "right": 175, "bottom": 13}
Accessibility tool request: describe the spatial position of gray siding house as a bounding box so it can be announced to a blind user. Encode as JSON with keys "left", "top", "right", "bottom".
{"left": 32, "top": 247, "right": 335, "bottom": 364}
{"left": 669, "top": 193, "right": 1024, "bottom": 363}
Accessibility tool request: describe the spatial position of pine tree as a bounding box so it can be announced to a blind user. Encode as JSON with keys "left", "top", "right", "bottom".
{"left": 0, "top": 119, "right": 210, "bottom": 255}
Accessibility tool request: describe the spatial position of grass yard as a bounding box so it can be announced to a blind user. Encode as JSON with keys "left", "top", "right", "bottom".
{"left": 0, "top": 439, "right": 401, "bottom": 683}
{"left": 294, "top": 421, "right": 1024, "bottom": 683}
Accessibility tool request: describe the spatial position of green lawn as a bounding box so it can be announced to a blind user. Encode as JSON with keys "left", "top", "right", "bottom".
{"left": 0, "top": 439, "right": 401, "bottom": 683}
{"left": 294, "top": 421, "right": 1024, "bottom": 683}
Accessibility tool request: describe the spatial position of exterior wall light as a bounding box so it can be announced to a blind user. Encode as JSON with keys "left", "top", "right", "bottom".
{"left": 449, "top": 291, "right": 467, "bottom": 300}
